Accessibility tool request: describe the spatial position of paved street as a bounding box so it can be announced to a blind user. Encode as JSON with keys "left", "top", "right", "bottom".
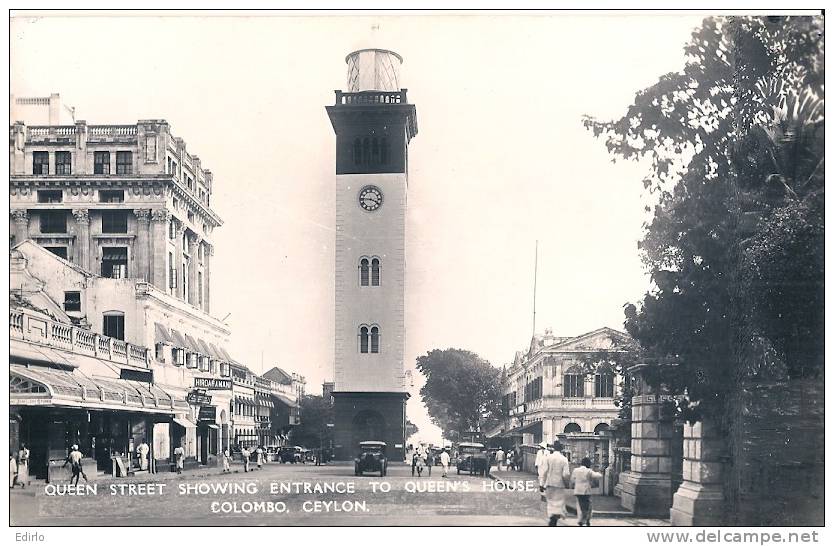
{"left": 11, "top": 462, "right": 669, "bottom": 526}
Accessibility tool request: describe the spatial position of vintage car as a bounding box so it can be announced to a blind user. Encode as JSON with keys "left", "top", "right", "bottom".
{"left": 278, "top": 446, "right": 304, "bottom": 464}
{"left": 456, "top": 442, "right": 489, "bottom": 476}
{"left": 355, "top": 441, "right": 387, "bottom": 477}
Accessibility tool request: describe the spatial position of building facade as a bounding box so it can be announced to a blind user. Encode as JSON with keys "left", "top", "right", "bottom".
{"left": 488, "top": 327, "right": 631, "bottom": 464}
{"left": 325, "top": 48, "right": 418, "bottom": 460}
{"left": 9, "top": 116, "right": 219, "bottom": 314}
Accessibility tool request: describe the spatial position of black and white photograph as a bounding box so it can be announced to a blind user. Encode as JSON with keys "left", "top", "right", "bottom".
{"left": 6, "top": 7, "right": 826, "bottom": 534}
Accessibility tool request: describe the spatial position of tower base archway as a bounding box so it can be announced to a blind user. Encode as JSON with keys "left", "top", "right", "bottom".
{"left": 332, "top": 392, "right": 408, "bottom": 461}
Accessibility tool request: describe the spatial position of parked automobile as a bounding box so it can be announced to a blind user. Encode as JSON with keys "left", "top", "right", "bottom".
{"left": 278, "top": 446, "right": 303, "bottom": 463}
{"left": 355, "top": 441, "right": 387, "bottom": 477}
{"left": 456, "top": 442, "right": 488, "bottom": 476}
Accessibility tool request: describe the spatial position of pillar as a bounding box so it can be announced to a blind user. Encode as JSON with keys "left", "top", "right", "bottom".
{"left": 11, "top": 122, "right": 25, "bottom": 174}
{"left": 133, "top": 209, "right": 151, "bottom": 282}
{"left": 11, "top": 209, "right": 29, "bottom": 245}
{"left": 74, "top": 121, "right": 87, "bottom": 174}
{"left": 175, "top": 222, "right": 186, "bottom": 301}
{"left": 670, "top": 419, "right": 727, "bottom": 525}
{"left": 188, "top": 235, "right": 201, "bottom": 306}
{"left": 204, "top": 243, "right": 212, "bottom": 313}
{"left": 150, "top": 209, "right": 170, "bottom": 290}
{"left": 72, "top": 209, "right": 90, "bottom": 270}
{"left": 619, "top": 364, "right": 674, "bottom": 517}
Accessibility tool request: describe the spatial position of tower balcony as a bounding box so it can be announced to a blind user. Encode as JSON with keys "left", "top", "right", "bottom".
{"left": 334, "top": 89, "right": 408, "bottom": 106}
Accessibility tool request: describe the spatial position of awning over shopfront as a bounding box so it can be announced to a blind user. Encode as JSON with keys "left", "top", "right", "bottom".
{"left": 216, "top": 346, "right": 234, "bottom": 362}
{"left": 271, "top": 392, "right": 296, "bottom": 407}
{"left": 173, "top": 415, "right": 197, "bottom": 429}
{"left": 154, "top": 323, "right": 174, "bottom": 345}
{"left": 169, "top": 328, "right": 188, "bottom": 349}
{"left": 10, "top": 363, "right": 188, "bottom": 414}
{"left": 184, "top": 334, "right": 203, "bottom": 354}
{"left": 10, "top": 339, "right": 79, "bottom": 369}
{"left": 497, "top": 420, "right": 543, "bottom": 438}
{"left": 196, "top": 338, "right": 215, "bottom": 359}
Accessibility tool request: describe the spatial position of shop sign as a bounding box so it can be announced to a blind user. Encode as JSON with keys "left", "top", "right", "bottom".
{"left": 186, "top": 389, "right": 212, "bottom": 405}
{"left": 194, "top": 377, "right": 232, "bottom": 390}
{"left": 198, "top": 406, "right": 217, "bottom": 422}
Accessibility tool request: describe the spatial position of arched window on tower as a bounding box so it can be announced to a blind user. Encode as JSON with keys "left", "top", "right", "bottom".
{"left": 370, "top": 326, "right": 380, "bottom": 353}
{"left": 371, "top": 258, "right": 380, "bottom": 286}
{"left": 353, "top": 138, "right": 362, "bottom": 165}
{"left": 359, "top": 326, "right": 369, "bottom": 353}
{"left": 359, "top": 258, "right": 370, "bottom": 286}
{"left": 363, "top": 138, "right": 371, "bottom": 165}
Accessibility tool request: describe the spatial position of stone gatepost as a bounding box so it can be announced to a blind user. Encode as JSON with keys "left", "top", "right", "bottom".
{"left": 619, "top": 364, "right": 674, "bottom": 517}
{"left": 670, "top": 419, "right": 726, "bottom": 525}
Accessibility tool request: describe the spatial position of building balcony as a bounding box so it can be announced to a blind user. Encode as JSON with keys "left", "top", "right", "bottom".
{"left": 10, "top": 307, "right": 150, "bottom": 369}
{"left": 334, "top": 89, "right": 408, "bottom": 105}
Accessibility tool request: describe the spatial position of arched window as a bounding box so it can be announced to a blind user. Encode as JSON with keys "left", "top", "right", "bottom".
{"left": 563, "top": 365, "right": 585, "bottom": 398}
{"left": 353, "top": 138, "right": 362, "bottom": 165}
{"left": 594, "top": 423, "right": 610, "bottom": 435}
{"left": 359, "top": 326, "right": 369, "bottom": 353}
{"left": 564, "top": 422, "right": 582, "bottom": 434}
{"left": 594, "top": 364, "right": 615, "bottom": 398}
{"left": 371, "top": 258, "right": 380, "bottom": 286}
{"left": 370, "top": 326, "right": 380, "bottom": 353}
{"left": 363, "top": 138, "right": 371, "bottom": 165}
{"left": 359, "top": 258, "right": 370, "bottom": 286}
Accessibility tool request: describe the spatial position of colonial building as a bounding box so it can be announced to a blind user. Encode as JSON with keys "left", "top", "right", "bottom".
{"left": 487, "top": 327, "right": 631, "bottom": 463}
{"left": 326, "top": 48, "right": 418, "bottom": 460}
{"left": 262, "top": 366, "right": 304, "bottom": 445}
{"left": 9, "top": 110, "right": 219, "bottom": 314}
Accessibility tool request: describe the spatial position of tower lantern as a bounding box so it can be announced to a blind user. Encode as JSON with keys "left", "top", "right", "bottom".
{"left": 326, "top": 46, "right": 418, "bottom": 461}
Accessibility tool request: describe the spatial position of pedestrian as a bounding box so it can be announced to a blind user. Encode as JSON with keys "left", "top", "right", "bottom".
{"left": 409, "top": 444, "right": 417, "bottom": 476}
{"left": 539, "top": 441, "right": 571, "bottom": 527}
{"left": 514, "top": 447, "right": 522, "bottom": 471}
{"left": 440, "top": 448, "right": 450, "bottom": 478}
{"left": 62, "top": 444, "right": 87, "bottom": 485}
{"left": 10, "top": 451, "right": 18, "bottom": 489}
{"left": 571, "top": 457, "right": 603, "bottom": 526}
{"left": 426, "top": 446, "right": 433, "bottom": 476}
{"left": 17, "top": 444, "right": 30, "bottom": 488}
{"left": 137, "top": 438, "right": 150, "bottom": 471}
{"left": 173, "top": 442, "right": 185, "bottom": 475}
{"left": 255, "top": 445, "right": 264, "bottom": 470}
{"left": 222, "top": 448, "right": 231, "bottom": 473}
{"left": 534, "top": 441, "right": 548, "bottom": 474}
{"left": 241, "top": 446, "right": 250, "bottom": 472}
{"left": 495, "top": 447, "right": 505, "bottom": 471}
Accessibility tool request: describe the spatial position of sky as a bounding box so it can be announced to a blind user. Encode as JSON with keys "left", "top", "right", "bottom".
{"left": 10, "top": 12, "right": 706, "bottom": 442}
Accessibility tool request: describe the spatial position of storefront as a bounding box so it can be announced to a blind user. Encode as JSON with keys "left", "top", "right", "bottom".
{"left": 10, "top": 363, "right": 188, "bottom": 481}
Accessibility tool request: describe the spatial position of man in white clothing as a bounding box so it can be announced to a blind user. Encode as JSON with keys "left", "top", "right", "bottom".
{"left": 439, "top": 448, "right": 451, "bottom": 478}
{"left": 539, "top": 441, "right": 571, "bottom": 526}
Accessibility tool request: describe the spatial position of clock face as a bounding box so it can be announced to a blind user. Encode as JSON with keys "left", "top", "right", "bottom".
{"left": 358, "top": 185, "right": 383, "bottom": 212}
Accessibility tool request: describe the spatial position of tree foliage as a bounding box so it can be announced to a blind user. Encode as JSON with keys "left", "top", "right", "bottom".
{"left": 416, "top": 348, "right": 502, "bottom": 441}
{"left": 583, "top": 16, "right": 824, "bottom": 423}
{"left": 405, "top": 419, "right": 419, "bottom": 441}
{"left": 292, "top": 395, "right": 334, "bottom": 448}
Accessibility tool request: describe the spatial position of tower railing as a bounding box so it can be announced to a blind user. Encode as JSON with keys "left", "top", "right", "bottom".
{"left": 335, "top": 89, "right": 408, "bottom": 105}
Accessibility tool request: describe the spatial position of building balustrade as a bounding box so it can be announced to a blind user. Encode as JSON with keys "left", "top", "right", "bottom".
{"left": 334, "top": 89, "right": 408, "bottom": 105}
{"left": 10, "top": 308, "right": 150, "bottom": 368}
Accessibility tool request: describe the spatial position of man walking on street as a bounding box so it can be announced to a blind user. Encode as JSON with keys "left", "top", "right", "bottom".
{"left": 173, "top": 443, "right": 185, "bottom": 475}
{"left": 241, "top": 446, "right": 251, "bottom": 472}
{"left": 495, "top": 447, "right": 505, "bottom": 471}
{"left": 62, "top": 445, "right": 87, "bottom": 485}
{"left": 534, "top": 441, "right": 548, "bottom": 475}
{"left": 440, "top": 448, "right": 450, "bottom": 478}
{"left": 17, "top": 444, "right": 30, "bottom": 488}
{"left": 539, "top": 441, "right": 571, "bottom": 526}
{"left": 137, "top": 438, "right": 150, "bottom": 471}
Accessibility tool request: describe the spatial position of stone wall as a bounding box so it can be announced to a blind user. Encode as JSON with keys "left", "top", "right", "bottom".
{"left": 735, "top": 378, "right": 824, "bottom": 525}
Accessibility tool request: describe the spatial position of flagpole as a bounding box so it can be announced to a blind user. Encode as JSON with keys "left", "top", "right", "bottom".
{"left": 533, "top": 240, "right": 538, "bottom": 337}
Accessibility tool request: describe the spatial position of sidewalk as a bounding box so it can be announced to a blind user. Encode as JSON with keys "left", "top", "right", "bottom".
{"left": 490, "top": 468, "right": 654, "bottom": 520}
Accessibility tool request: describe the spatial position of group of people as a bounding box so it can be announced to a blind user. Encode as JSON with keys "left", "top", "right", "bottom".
{"left": 493, "top": 446, "right": 522, "bottom": 471}
{"left": 535, "top": 441, "right": 603, "bottom": 527}
{"left": 406, "top": 443, "right": 452, "bottom": 478}
{"left": 236, "top": 445, "right": 266, "bottom": 473}
{"left": 9, "top": 444, "right": 30, "bottom": 489}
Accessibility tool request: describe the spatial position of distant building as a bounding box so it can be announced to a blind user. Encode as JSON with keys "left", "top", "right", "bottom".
{"left": 322, "top": 381, "right": 335, "bottom": 401}
{"left": 487, "top": 327, "right": 631, "bottom": 461}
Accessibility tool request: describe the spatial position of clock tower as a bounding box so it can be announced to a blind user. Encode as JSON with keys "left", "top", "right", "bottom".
{"left": 326, "top": 48, "right": 417, "bottom": 461}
